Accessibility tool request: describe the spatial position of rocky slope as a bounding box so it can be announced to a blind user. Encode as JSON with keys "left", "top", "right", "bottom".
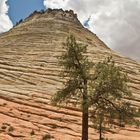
{"left": 0, "top": 9, "right": 140, "bottom": 140}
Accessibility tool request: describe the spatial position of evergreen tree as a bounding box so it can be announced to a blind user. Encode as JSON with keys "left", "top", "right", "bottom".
{"left": 90, "top": 57, "right": 137, "bottom": 140}
{"left": 51, "top": 35, "right": 93, "bottom": 140}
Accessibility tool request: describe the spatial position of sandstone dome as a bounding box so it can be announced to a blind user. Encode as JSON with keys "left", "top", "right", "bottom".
{"left": 0, "top": 9, "right": 140, "bottom": 140}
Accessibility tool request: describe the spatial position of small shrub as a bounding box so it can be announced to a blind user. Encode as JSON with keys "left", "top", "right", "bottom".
{"left": 42, "top": 133, "right": 52, "bottom": 140}
{"left": 1, "top": 125, "right": 6, "bottom": 130}
{"left": 3, "top": 103, "right": 7, "bottom": 106}
{"left": 30, "top": 129, "right": 35, "bottom": 135}
{"left": 16, "top": 19, "right": 23, "bottom": 26}
{"left": 8, "top": 126, "right": 14, "bottom": 132}
{"left": 41, "top": 9, "right": 45, "bottom": 14}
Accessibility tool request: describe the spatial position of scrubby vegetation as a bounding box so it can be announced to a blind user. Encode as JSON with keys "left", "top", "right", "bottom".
{"left": 42, "top": 133, "right": 52, "bottom": 140}
{"left": 52, "top": 35, "right": 139, "bottom": 140}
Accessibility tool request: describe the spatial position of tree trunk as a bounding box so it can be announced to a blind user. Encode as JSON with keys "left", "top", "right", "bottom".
{"left": 99, "top": 117, "right": 102, "bottom": 140}
{"left": 82, "top": 100, "right": 88, "bottom": 140}
{"left": 82, "top": 104, "right": 88, "bottom": 140}
{"left": 82, "top": 80, "right": 88, "bottom": 140}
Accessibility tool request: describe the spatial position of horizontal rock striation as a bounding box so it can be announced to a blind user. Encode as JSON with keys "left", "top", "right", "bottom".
{"left": 0, "top": 9, "right": 140, "bottom": 140}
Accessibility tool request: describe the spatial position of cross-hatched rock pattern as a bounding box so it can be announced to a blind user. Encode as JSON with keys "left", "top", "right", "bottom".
{"left": 0, "top": 9, "right": 140, "bottom": 140}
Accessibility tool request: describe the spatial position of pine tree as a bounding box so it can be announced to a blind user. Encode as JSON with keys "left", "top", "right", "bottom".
{"left": 90, "top": 57, "right": 137, "bottom": 140}
{"left": 51, "top": 35, "right": 93, "bottom": 140}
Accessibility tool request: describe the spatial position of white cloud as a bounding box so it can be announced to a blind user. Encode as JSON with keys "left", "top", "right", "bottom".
{"left": 44, "top": 0, "right": 140, "bottom": 61}
{"left": 0, "top": 0, "right": 13, "bottom": 33}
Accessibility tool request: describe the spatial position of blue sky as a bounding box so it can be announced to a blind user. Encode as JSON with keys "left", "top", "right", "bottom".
{"left": 7, "top": 0, "right": 45, "bottom": 25}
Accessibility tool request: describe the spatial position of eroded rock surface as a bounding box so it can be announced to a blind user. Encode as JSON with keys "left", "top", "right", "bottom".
{"left": 0, "top": 9, "right": 140, "bottom": 140}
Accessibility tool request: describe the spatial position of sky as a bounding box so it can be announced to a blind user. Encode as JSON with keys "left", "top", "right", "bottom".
{"left": 0, "top": 0, "right": 140, "bottom": 61}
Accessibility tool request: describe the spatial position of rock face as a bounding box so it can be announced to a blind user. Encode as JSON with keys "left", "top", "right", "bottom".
{"left": 0, "top": 9, "right": 140, "bottom": 140}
